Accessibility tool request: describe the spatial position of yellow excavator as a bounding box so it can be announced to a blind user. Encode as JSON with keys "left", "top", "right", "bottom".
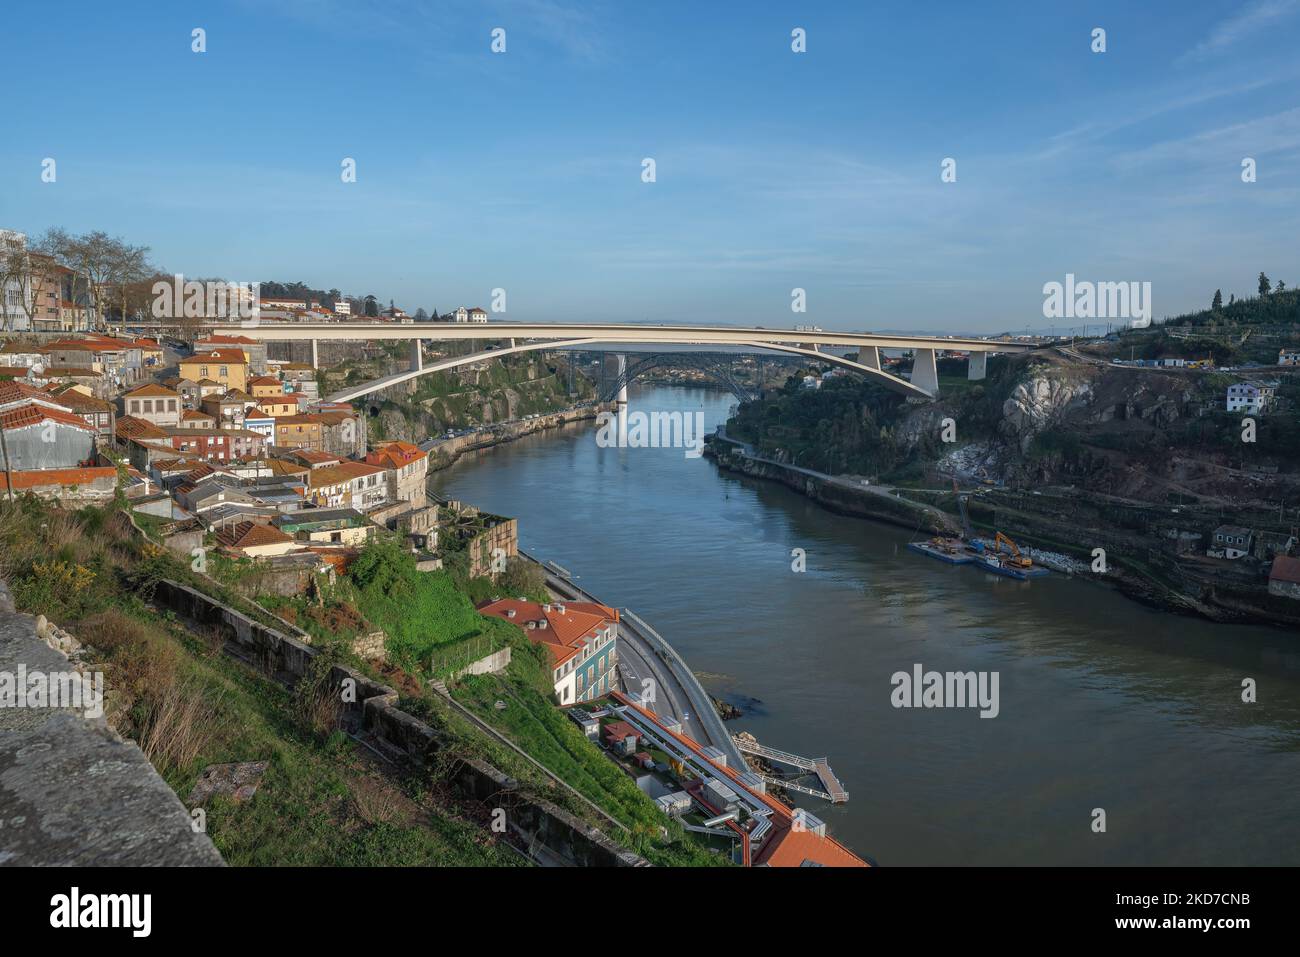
{"left": 993, "top": 532, "right": 1034, "bottom": 569}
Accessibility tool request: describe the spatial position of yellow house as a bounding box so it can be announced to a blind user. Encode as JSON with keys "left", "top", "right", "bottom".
{"left": 274, "top": 415, "right": 323, "bottom": 450}
{"left": 249, "top": 375, "right": 284, "bottom": 399}
{"left": 178, "top": 349, "right": 248, "bottom": 393}
{"left": 259, "top": 397, "right": 299, "bottom": 417}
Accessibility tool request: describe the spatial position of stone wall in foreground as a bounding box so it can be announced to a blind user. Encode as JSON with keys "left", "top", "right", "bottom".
{"left": 0, "top": 580, "right": 225, "bottom": 866}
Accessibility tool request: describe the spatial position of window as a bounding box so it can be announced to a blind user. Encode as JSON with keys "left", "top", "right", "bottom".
{"left": 199, "top": 366, "right": 208, "bottom": 378}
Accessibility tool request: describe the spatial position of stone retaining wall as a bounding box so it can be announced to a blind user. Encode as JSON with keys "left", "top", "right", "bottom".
{"left": 148, "top": 579, "right": 643, "bottom": 866}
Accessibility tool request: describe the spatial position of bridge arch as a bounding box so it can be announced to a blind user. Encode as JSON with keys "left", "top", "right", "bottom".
{"left": 596, "top": 352, "right": 762, "bottom": 404}
{"left": 327, "top": 337, "right": 931, "bottom": 403}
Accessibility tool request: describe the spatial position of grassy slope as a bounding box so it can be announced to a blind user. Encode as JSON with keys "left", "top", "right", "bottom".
{"left": 0, "top": 498, "right": 523, "bottom": 867}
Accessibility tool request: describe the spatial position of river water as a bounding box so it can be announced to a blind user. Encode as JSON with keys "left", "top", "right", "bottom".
{"left": 429, "top": 385, "right": 1300, "bottom": 865}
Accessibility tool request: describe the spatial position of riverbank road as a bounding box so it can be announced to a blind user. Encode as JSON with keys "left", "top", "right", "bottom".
{"left": 526, "top": 555, "right": 745, "bottom": 768}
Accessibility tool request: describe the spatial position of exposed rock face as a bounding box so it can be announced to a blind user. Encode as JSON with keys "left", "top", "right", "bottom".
{"left": 1001, "top": 373, "right": 1094, "bottom": 452}
{"left": 378, "top": 407, "right": 414, "bottom": 442}
{"left": 895, "top": 403, "right": 951, "bottom": 451}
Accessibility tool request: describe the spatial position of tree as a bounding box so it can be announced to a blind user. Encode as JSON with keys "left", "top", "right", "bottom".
{"left": 1278, "top": 281, "right": 1287, "bottom": 293}
{"left": 106, "top": 242, "right": 153, "bottom": 323}
{"left": 363, "top": 294, "right": 378, "bottom": 317}
{"left": 498, "top": 556, "right": 545, "bottom": 597}
{"left": 39, "top": 228, "right": 141, "bottom": 331}
{"left": 1212, "top": 289, "right": 1223, "bottom": 310}
{"left": 1259, "top": 272, "right": 1272, "bottom": 297}
{"left": 414, "top": 308, "right": 429, "bottom": 322}
{"left": 1229, "top": 294, "right": 1236, "bottom": 305}
{"left": 0, "top": 233, "right": 63, "bottom": 333}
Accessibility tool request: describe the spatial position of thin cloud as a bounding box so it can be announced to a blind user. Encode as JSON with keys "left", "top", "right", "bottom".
{"left": 1179, "top": 0, "right": 1300, "bottom": 62}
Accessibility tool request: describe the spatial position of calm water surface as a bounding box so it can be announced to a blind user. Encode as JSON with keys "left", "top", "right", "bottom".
{"left": 430, "top": 385, "right": 1300, "bottom": 865}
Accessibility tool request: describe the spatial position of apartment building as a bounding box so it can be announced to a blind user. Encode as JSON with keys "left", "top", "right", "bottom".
{"left": 478, "top": 598, "right": 620, "bottom": 705}
{"left": 364, "top": 440, "right": 429, "bottom": 505}
{"left": 121, "top": 383, "right": 182, "bottom": 428}
{"left": 178, "top": 349, "right": 249, "bottom": 393}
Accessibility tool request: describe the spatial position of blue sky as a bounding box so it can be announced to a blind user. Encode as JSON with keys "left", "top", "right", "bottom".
{"left": 2, "top": 0, "right": 1298, "bottom": 333}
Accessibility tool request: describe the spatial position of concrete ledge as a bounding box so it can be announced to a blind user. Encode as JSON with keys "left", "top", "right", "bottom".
{"left": 0, "top": 585, "right": 224, "bottom": 866}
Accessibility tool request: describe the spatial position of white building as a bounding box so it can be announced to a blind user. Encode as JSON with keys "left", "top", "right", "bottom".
{"left": 1209, "top": 525, "right": 1253, "bottom": 560}
{"left": 334, "top": 299, "right": 352, "bottom": 316}
{"left": 1279, "top": 349, "right": 1300, "bottom": 367}
{"left": 452, "top": 306, "right": 489, "bottom": 324}
{"left": 0, "top": 229, "right": 32, "bottom": 332}
{"left": 1226, "top": 383, "right": 1274, "bottom": 414}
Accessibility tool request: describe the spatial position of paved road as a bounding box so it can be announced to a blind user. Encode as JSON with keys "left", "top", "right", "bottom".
{"left": 712, "top": 427, "right": 956, "bottom": 529}
{"left": 526, "top": 554, "right": 744, "bottom": 767}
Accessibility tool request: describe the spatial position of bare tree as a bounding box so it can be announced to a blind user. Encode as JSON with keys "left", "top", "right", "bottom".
{"left": 106, "top": 242, "right": 153, "bottom": 324}
{"left": 40, "top": 228, "right": 140, "bottom": 331}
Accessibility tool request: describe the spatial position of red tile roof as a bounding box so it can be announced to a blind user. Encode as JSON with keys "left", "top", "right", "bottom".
{"left": 365, "top": 440, "right": 427, "bottom": 469}
{"left": 124, "top": 383, "right": 180, "bottom": 398}
{"left": 1269, "top": 555, "right": 1300, "bottom": 585}
{"left": 214, "top": 521, "right": 294, "bottom": 550}
{"left": 478, "top": 598, "right": 618, "bottom": 667}
{"left": 0, "top": 381, "right": 48, "bottom": 405}
{"left": 115, "top": 415, "right": 168, "bottom": 440}
{"left": 182, "top": 349, "right": 248, "bottom": 364}
{"left": 0, "top": 402, "right": 96, "bottom": 433}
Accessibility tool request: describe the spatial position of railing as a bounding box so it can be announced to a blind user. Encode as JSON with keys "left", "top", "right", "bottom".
{"left": 732, "top": 736, "right": 819, "bottom": 770}
{"left": 751, "top": 772, "right": 834, "bottom": 802}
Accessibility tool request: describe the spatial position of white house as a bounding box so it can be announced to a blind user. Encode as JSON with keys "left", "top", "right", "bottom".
{"left": 451, "top": 306, "right": 489, "bottom": 324}
{"left": 1209, "top": 525, "right": 1253, "bottom": 560}
{"left": 1226, "top": 383, "right": 1274, "bottom": 414}
{"left": 1279, "top": 349, "right": 1300, "bottom": 367}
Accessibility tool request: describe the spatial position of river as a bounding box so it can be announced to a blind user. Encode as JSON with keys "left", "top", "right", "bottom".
{"left": 429, "top": 384, "right": 1300, "bottom": 866}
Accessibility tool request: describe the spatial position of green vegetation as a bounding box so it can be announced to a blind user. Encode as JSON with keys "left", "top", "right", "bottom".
{"left": 727, "top": 357, "right": 1024, "bottom": 479}
{"left": 1120, "top": 286, "right": 1300, "bottom": 367}
{"left": 0, "top": 496, "right": 523, "bottom": 866}
{"left": 452, "top": 637, "right": 727, "bottom": 867}
{"left": 328, "top": 350, "right": 594, "bottom": 443}
{"left": 306, "top": 537, "right": 518, "bottom": 677}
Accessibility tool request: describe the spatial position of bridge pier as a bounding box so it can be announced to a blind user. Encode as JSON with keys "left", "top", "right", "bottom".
{"left": 910, "top": 348, "right": 939, "bottom": 397}
{"left": 968, "top": 351, "right": 987, "bottom": 381}
{"left": 310, "top": 338, "right": 319, "bottom": 370}
{"left": 857, "top": 345, "right": 881, "bottom": 370}
{"left": 616, "top": 354, "right": 628, "bottom": 447}
{"left": 411, "top": 338, "right": 423, "bottom": 371}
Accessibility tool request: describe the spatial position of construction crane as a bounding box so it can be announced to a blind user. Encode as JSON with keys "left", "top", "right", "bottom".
{"left": 993, "top": 532, "right": 1033, "bottom": 568}
{"left": 953, "top": 478, "right": 974, "bottom": 541}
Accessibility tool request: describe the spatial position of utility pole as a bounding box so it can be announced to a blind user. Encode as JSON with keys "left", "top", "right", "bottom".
{"left": 0, "top": 423, "right": 14, "bottom": 502}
